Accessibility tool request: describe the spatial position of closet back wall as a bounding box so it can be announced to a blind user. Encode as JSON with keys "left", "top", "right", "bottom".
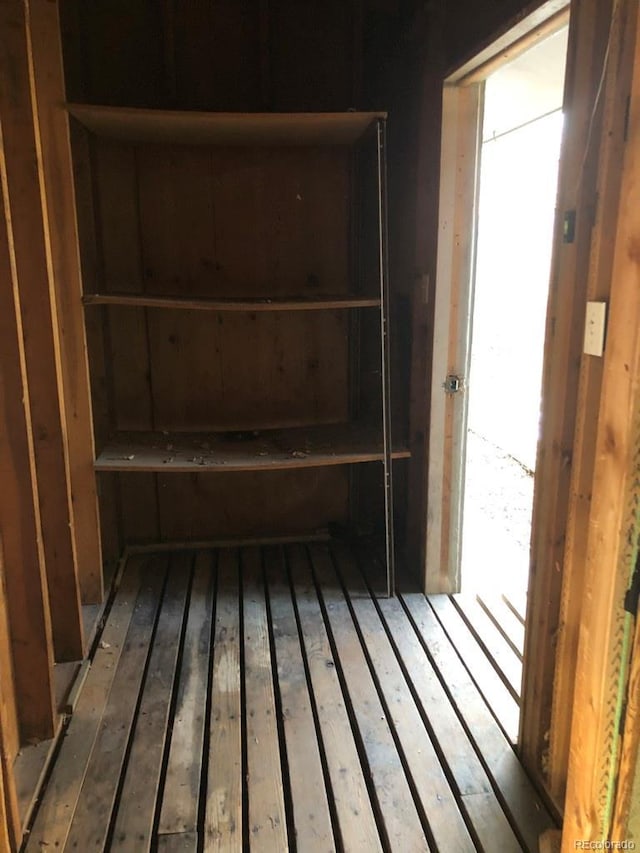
{"left": 61, "top": 0, "right": 385, "bottom": 553}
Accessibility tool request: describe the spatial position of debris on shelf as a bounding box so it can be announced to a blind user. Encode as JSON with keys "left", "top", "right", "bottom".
{"left": 188, "top": 456, "right": 207, "bottom": 465}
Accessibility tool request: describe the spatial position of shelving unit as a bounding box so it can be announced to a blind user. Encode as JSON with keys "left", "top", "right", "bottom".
{"left": 70, "top": 105, "right": 400, "bottom": 594}
{"left": 66, "top": 105, "right": 387, "bottom": 146}
{"left": 82, "top": 293, "right": 382, "bottom": 311}
{"left": 95, "top": 425, "right": 410, "bottom": 473}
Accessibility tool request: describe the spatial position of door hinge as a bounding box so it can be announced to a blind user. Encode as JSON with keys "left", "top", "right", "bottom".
{"left": 443, "top": 374, "right": 464, "bottom": 394}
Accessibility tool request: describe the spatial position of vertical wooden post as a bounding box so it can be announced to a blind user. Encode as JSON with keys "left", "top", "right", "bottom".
{"left": 0, "top": 539, "right": 21, "bottom": 851}
{"left": 406, "top": 1, "right": 445, "bottom": 585}
{"left": 0, "top": 748, "right": 17, "bottom": 853}
{"left": 0, "top": 539, "right": 18, "bottom": 768}
{"left": 26, "top": 0, "right": 104, "bottom": 608}
{"left": 0, "top": 0, "right": 85, "bottom": 661}
{"left": 520, "top": 0, "right": 613, "bottom": 792}
{"left": 547, "top": 0, "right": 638, "bottom": 807}
{"left": 561, "top": 2, "right": 640, "bottom": 843}
{"left": 0, "top": 148, "right": 57, "bottom": 742}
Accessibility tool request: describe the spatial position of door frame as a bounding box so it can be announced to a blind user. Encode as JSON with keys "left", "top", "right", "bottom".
{"left": 424, "top": 80, "right": 483, "bottom": 593}
{"left": 424, "top": 1, "right": 570, "bottom": 595}
{"left": 423, "top": 0, "right": 640, "bottom": 830}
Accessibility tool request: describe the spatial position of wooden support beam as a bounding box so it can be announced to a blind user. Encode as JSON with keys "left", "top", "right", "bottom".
{"left": 406, "top": 1, "right": 445, "bottom": 582}
{"left": 0, "top": 539, "right": 18, "bottom": 777}
{"left": 0, "top": 744, "right": 18, "bottom": 853}
{"left": 561, "top": 2, "right": 640, "bottom": 844}
{"left": 0, "top": 141, "right": 57, "bottom": 741}
{"left": 26, "top": 0, "right": 104, "bottom": 607}
{"left": 520, "top": 0, "right": 614, "bottom": 798}
{"left": 0, "top": 538, "right": 21, "bottom": 852}
{"left": 0, "top": 0, "right": 85, "bottom": 662}
{"left": 548, "top": 0, "right": 638, "bottom": 808}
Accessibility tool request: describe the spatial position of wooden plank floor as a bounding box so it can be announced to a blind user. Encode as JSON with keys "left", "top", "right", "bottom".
{"left": 25, "top": 544, "right": 555, "bottom": 852}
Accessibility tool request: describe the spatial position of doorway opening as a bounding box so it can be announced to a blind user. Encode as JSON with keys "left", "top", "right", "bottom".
{"left": 424, "top": 2, "right": 572, "bottom": 751}
{"left": 461, "top": 27, "right": 567, "bottom": 617}
{"left": 459, "top": 28, "right": 569, "bottom": 653}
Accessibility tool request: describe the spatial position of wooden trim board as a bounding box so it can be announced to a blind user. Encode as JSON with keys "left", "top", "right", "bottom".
{"left": 449, "top": 2, "right": 570, "bottom": 84}
{"left": 424, "top": 82, "right": 482, "bottom": 593}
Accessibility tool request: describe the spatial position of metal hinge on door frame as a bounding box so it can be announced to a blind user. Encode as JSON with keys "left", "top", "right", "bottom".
{"left": 443, "top": 374, "right": 465, "bottom": 394}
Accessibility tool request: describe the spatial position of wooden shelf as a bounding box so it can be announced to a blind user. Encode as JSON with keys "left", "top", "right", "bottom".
{"left": 67, "top": 105, "right": 387, "bottom": 147}
{"left": 95, "top": 425, "right": 410, "bottom": 473}
{"left": 83, "top": 293, "right": 381, "bottom": 312}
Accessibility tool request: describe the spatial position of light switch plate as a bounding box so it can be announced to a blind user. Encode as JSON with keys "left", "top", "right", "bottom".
{"left": 584, "top": 301, "right": 607, "bottom": 357}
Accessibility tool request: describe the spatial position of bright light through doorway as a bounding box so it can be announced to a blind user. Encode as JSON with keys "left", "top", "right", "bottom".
{"left": 460, "top": 26, "right": 569, "bottom": 606}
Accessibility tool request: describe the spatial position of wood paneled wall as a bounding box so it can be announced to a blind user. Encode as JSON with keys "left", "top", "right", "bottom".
{"left": 60, "top": 0, "right": 365, "bottom": 112}
{"left": 62, "top": 0, "right": 409, "bottom": 547}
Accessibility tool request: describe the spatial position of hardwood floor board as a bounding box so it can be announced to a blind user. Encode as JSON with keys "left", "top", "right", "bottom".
{"left": 461, "top": 791, "right": 524, "bottom": 853}
{"left": 204, "top": 548, "right": 243, "bottom": 851}
{"left": 14, "top": 728, "right": 61, "bottom": 832}
{"left": 158, "top": 551, "right": 216, "bottom": 837}
{"left": 26, "top": 545, "right": 554, "bottom": 853}
{"left": 287, "top": 544, "right": 383, "bottom": 852}
{"left": 111, "top": 553, "right": 193, "bottom": 851}
{"left": 241, "top": 546, "right": 289, "bottom": 851}
{"left": 502, "top": 589, "right": 527, "bottom": 625}
{"left": 64, "top": 555, "right": 169, "bottom": 850}
{"left": 25, "top": 556, "right": 147, "bottom": 851}
{"left": 309, "top": 544, "right": 430, "bottom": 852}
{"left": 373, "top": 593, "right": 522, "bottom": 852}
{"left": 334, "top": 544, "right": 476, "bottom": 852}
{"left": 401, "top": 589, "right": 554, "bottom": 852}
{"left": 452, "top": 594, "right": 523, "bottom": 701}
{"left": 476, "top": 593, "right": 525, "bottom": 661}
{"left": 428, "top": 595, "right": 521, "bottom": 740}
{"left": 157, "top": 830, "right": 198, "bottom": 851}
{"left": 265, "top": 546, "right": 335, "bottom": 851}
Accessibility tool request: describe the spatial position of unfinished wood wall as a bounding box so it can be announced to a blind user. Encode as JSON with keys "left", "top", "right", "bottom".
{"left": 0, "top": 0, "right": 107, "bottom": 846}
